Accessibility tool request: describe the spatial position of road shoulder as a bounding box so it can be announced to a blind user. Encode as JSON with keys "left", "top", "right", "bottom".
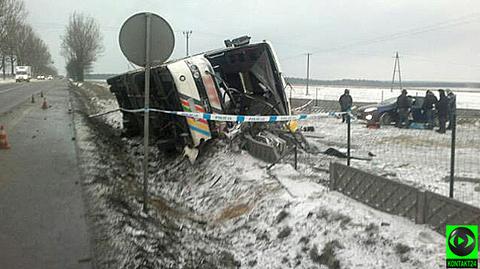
{"left": 0, "top": 82, "right": 93, "bottom": 269}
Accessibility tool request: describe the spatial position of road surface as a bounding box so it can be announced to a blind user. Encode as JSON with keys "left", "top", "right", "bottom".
{"left": 0, "top": 80, "right": 56, "bottom": 114}
{"left": 0, "top": 80, "right": 92, "bottom": 269}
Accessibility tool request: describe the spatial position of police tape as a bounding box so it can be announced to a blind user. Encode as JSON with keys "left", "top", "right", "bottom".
{"left": 89, "top": 108, "right": 355, "bottom": 123}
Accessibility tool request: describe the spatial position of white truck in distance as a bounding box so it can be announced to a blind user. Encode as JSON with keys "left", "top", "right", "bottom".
{"left": 15, "top": 66, "right": 32, "bottom": 82}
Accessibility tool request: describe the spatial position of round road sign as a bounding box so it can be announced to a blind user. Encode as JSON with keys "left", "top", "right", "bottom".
{"left": 119, "top": 12, "right": 175, "bottom": 67}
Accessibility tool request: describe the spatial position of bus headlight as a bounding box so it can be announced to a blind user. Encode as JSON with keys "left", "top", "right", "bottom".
{"left": 193, "top": 71, "right": 201, "bottom": 79}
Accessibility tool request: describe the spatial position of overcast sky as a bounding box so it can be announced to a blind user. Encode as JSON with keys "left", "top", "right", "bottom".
{"left": 23, "top": 0, "right": 480, "bottom": 82}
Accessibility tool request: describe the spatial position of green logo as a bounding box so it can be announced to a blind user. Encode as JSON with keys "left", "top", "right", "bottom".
{"left": 446, "top": 225, "right": 478, "bottom": 268}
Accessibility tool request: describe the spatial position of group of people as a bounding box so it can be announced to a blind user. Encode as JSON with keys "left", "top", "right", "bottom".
{"left": 338, "top": 88, "right": 457, "bottom": 134}
{"left": 397, "top": 89, "right": 456, "bottom": 133}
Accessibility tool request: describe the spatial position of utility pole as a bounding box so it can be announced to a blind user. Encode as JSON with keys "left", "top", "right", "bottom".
{"left": 306, "top": 53, "right": 311, "bottom": 95}
{"left": 183, "top": 30, "right": 193, "bottom": 56}
{"left": 390, "top": 52, "right": 402, "bottom": 92}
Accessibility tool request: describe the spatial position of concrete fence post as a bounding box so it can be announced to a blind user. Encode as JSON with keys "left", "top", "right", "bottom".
{"left": 329, "top": 162, "right": 337, "bottom": 191}
{"left": 415, "top": 191, "right": 427, "bottom": 224}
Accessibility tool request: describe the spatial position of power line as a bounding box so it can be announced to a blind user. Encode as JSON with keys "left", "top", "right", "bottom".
{"left": 195, "top": 30, "right": 226, "bottom": 38}
{"left": 194, "top": 30, "right": 320, "bottom": 57}
{"left": 309, "top": 12, "right": 480, "bottom": 55}
{"left": 401, "top": 52, "right": 480, "bottom": 69}
{"left": 279, "top": 12, "right": 480, "bottom": 61}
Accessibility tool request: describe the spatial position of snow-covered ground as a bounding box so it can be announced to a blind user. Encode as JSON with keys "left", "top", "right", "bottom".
{"left": 70, "top": 82, "right": 455, "bottom": 268}
{"left": 289, "top": 85, "right": 480, "bottom": 110}
{"left": 74, "top": 82, "right": 123, "bottom": 129}
{"left": 89, "top": 96, "right": 123, "bottom": 129}
{"left": 148, "top": 147, "right": 445, "bottom": 268}
{"left": 297, "top": 113, "right": 480, "bottom": 207}
{"left": 0, "top": 78, "right": 15, "bottom": 84}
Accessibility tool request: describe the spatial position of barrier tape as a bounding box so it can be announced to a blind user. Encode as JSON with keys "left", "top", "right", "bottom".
{"left": 89, "top": 108, "right": 355, "bottom": 123}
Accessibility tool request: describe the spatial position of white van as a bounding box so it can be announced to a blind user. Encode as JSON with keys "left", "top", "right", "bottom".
{"left": 15, "top": 66, "right": 32, "bottom": 82}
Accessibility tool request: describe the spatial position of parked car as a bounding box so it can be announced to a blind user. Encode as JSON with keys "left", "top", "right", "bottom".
{"left": 37, "top": 75, "right": 45, "bottom": 80}
{"left": 356, "top": 96, "right": 436, "bottom": 126}
{"left": 47, "top": 75, "right": 53, "bottom": 80}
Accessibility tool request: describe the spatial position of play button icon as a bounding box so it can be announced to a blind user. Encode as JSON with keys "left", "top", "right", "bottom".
{"left": 448, "top": 227, "right": 477, "bottom": 257}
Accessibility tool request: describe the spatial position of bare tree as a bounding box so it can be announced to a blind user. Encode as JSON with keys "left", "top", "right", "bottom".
{"left": 18, "top": 25, "right": 48, "bottom": 65}
{"left": 0, "top": 0, "right": 25, "bottom": 48}
{"left": 15, "top": 23, "right": 34, "bottom": 65}
{"left": 0, "top": 0, "right": 55, "bottom": 78}
{"left": 0, "top": 0, "right": 26, "bottom": 78}
{"left": 61, "top": 12, "right": 103, "bottom": 81}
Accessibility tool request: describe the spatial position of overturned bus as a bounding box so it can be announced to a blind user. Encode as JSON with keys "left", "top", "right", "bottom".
{"left": 107, "top": 38, "right": 292, "bottom": 157}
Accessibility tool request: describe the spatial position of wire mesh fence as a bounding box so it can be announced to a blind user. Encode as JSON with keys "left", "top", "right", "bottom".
{"left": 293, "top": 97, "right": 480, "bottom": 209}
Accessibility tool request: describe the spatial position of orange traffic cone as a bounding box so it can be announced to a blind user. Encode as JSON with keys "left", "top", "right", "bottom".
{"left": 0, "top": 125, "right": 11, "bottom": 149}
{"left": 41, "top": 98, "right": 48, "bottom": 109}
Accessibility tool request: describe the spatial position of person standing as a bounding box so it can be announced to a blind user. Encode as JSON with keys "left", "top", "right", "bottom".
{"left": 396, "top": 89, "right": 411, "bottom": 128}
{"left": 446, "top": 89, "right": 456, "bottom": 130}
{"left": 436, "top": 89, "right": 448, "bottom": 134}
{"left": 422, "top": 90, "right": 438, "bottom": 129}
{"left": 339, "top": 89, "right": 353, "bottom": 123}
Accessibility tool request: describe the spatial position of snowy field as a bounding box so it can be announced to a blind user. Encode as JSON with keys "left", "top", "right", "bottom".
{"left": 70, "top": 82, "right": 456, "bottom": 268}
{"left": 296, "top": 114, "right": 480, "bottom": 207}
{"left": 88, "top": 79, "right": 480, "bottom": 109}
{"left": 290, "top": 85, "right": 480, "bottom": 110}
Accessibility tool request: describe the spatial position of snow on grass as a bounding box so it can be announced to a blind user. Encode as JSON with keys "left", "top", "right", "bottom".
{"left": 238, "top": 163, "right": 444, "bottom": 268}
{"left": 77, "top": 82, "right": 123, "bottom": 129}
{"left": 142, "top": 141, "right": 446, "bottom": 268}
{"left": 91, "top": 97, "right": 123, "bottom": 129}
{"left": 300, "top": 116, "right": 480, "bottom": 207}
{"left": 74, "top": 81, "right": 457, "bottom": 268}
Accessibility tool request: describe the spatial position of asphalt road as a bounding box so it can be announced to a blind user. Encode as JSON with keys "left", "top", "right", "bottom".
{"left": 0, "top": 80, "right": 92, "bottom": 269}
{"left": 0, "top": 80, "right": 57, "bottom": 114}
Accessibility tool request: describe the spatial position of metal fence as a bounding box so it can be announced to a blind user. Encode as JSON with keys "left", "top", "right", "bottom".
{"left": 350, "top": 113, "right": 479, "bottom": 208}
{"left": 298, "top": 98, "right": 480, "bottom": 209}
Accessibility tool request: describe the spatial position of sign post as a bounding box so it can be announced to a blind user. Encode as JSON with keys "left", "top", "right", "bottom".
{"left": 142, "top": 13, "right": 151, "bottom": 213}
{"left": 118, "top": 12, "right": 175, "bottom": 213}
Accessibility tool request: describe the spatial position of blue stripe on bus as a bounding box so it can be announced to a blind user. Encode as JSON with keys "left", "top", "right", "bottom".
{"left": 189, "top": 125, "right": 211, "bottom": 137}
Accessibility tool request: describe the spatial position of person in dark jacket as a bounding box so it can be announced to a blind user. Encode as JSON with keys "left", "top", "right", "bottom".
{"left": 446, "top": 90, "right": 456, "bottom": 130}
{"left": 339, "top": 89, "right": 353, "bottom": 123}
{"left": 422, "top": 90, "right": 438, "bottom": 129}
{"left": 436, "top": 89, "right": 448, "bottom": 134}
{"left": 396, "top": 89, "right": 411, "bottom": 128}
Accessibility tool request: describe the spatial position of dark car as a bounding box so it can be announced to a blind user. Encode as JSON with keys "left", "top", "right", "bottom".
{"left": 356, "top": 96, "right": 436, "bottom": 126}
